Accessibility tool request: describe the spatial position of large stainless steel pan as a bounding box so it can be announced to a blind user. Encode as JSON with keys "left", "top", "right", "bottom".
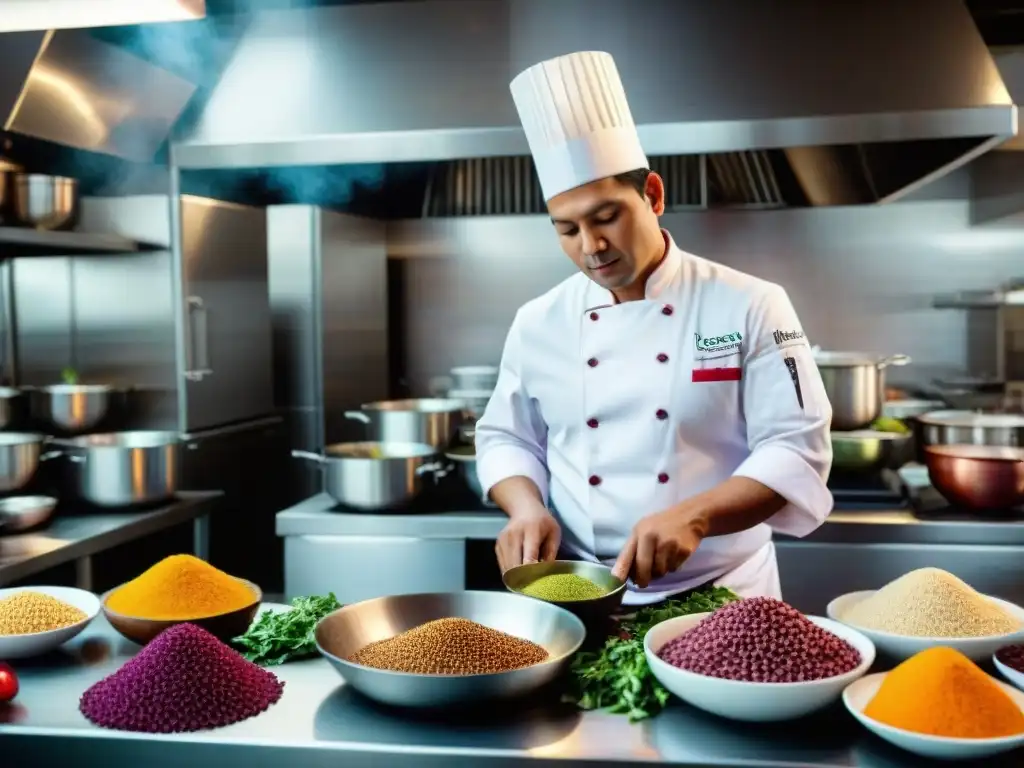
{"left": 52, "top": 431, "right": 179, "bottom": 507}
{"left": 0, "top": 432, "right": 53, "bottom": 491}
{"left": 917, "top": 410, "right": 1024, "bottom": 448}
{"left": 315, "top": 591, "right": 586, "bottom": 708}
{"left": 345, "top": 398, "right": 469, "bottom": 451}
{"left": 924, "top": 444, "right": 1024, "bottom": 511}
{"left": 293, "top": 441, "right": 449, "bottom": 510}
{"left": 11, "top": 173, "right": 79, "bottom": 230}
{"left": 814, "top": 352, "right": 911, "bottom": 431}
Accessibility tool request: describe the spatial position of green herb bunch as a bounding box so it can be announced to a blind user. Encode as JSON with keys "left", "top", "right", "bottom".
{"left": 233, "top": 593, "right": 341, "bottom": 666}
{"left": 563, "top": 586, "right": 737, "bottom": 721}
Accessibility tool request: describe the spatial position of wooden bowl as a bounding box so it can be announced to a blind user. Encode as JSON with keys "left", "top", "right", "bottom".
{"left": 101, "top": 579, "right": 262, "bottom": 645}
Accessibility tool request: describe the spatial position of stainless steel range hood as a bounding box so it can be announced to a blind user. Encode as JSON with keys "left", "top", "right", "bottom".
{"left": 0, "top": 29, "right": 197, "bottom": 162}
{"left": 171, "top": 0, "right": 1015, "bottom": 206}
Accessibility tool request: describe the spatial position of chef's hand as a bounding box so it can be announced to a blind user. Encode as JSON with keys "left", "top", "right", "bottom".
{"left": 611, "top": 507, "right": 705, "bottom": 588}
{"left": 495, "top": 505, "right": 561, "bottom": 573}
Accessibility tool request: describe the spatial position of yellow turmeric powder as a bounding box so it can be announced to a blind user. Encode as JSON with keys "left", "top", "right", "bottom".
{"left": 864, "top": 647, "right": 1024, "bottom": 739}
{"left": 106, "top": 554, "right": 256, "bottom": 620}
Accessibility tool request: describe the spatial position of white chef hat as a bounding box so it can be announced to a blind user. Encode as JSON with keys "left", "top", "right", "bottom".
{"left": 510, "top": 51, "right": 648, "bottom": 201}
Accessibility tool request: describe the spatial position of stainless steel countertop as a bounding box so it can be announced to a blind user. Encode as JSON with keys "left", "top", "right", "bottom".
{"left": 0, "top": 492, "right": 224, "bottom": 586}
{"left": 5, "top": 616, "right": 1019, "bottom": 768}
{"left": 275, "top": 493, "right": 1024, "bottom": 547}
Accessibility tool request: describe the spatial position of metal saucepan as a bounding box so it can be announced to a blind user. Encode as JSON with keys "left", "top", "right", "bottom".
{"left": 916, "top": 410, "right": 1024, "bottom": 448}
{"left": 51, "top": 431, "right": 179, "bottom": 507}
{"left": 831, "top": 430, "right": 914, "bottom": 473}
{"left": 344, "top": 399, "right": 469, "bottom": 451}
{"left": 293, "top": 441, "right": 450, "bottom": 510}
{"left": 12, "top": 173, "right": 79, "bottom": 230}
{"left": 444, "top": 444, "right": 485, "bottom": 499}
{"left": 0, "top": 432, "right": 54, "bottom": 492}
{"left": 924, "top": 444, "right": 1024, "bottom": 511}
{"left": 0, "top": 495, "right": 57, "bottom": 535}
{"left": 31, "top": 384, "right": 113, "bottom": 433}
{"left": 813, "top": 351, "right": 911, "bottom": 431}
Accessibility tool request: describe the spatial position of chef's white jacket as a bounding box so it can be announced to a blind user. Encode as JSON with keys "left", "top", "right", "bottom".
{"left": 475, "top": 231, "right": 833, "bottom": 604}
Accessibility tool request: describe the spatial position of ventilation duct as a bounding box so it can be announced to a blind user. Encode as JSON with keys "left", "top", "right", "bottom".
{"left": 173, "top": 0, "right": 1015, "bottom": 206}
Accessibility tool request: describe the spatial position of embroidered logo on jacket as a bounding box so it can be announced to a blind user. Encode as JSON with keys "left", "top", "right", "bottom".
{"left": 694, "top": 331, "right": 742, "bottom": 354}
{"left": 783, "top": 355, "right": 804, "bottom": 409}
{"left": 773, "top": 329, "right": 805, "bottom": 346}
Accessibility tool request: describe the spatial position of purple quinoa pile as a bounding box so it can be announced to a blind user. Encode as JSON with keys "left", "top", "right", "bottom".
{"left": 80, "top": 623, "right": 284, "bottom": 733}
{"left": 657, "top": 596, "right": 862, "bottom": 683}
{"left": 996, "top": 644, "right": 1024, "bottom": 673}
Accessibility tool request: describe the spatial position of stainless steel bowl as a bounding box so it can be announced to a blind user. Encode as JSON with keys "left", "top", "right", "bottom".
{"left": 917, "top": 410, "right": 1024, "bottom": 448}
{"left": 0, "top": 432, "right": 48, "bottom": 492}
{"left": 54, "top": 430, "right": 179, "bottom": 507}
{"left": 12, "top": 173, "right": 79, "bottom": 230}
{"left": 831, "top": 430, "right": 914, "bottom": 473}
{"left": 0, "top": 495, "right": 56, "bottom": 534}
{"left": 924, "top": 444, "right": 1024, "bottom": 511}
{"left": 315, "top": 591, "right": 586, "bottom": 708}
{"left": 502, "top": 560, "right": 627, "bottom": 624}
{"left": 293, "top": 441, "right": 448, "bottom": 510}
{"left": 32, "top": 384, "right": 112, "bottom": 433}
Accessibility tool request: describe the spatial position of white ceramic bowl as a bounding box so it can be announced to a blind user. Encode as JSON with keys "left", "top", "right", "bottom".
{"left": 643, "top": 612, "right": 875, "bottom": 722}
{"left": 994, "top": 649, "right": 1024, "bottom": 691}
{"left": 844, "top": 672, "right": 1024, "bottom": 760}
{"left": 0, "top": 586, "right": 101, "bottom": 659}
{"left": 827, "top": 590, "right": 1024, "bottom": 662}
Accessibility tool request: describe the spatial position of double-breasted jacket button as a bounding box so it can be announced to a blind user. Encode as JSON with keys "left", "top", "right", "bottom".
{"left": 589, "top": 311, "right": 599, "bottom": 321}
{"left": 657, "top": 472, "right": 670, "bottom": 484}
{"left": 586, "top": 418, "right": 599, "bottom": 429}
{"left": 656, "top": 408, "right": 668, "bottom": 420}
{"left": 662, "top": 304, "right": 674, "bottom": 316}
{"left": 656, "top": 353, "right": 669, "bottom": 363}
{"left": 589, "top": 474, "right": 602, "bottom": 486}
{"left": 587, "top": 357, "right": 599, "bottom": 368}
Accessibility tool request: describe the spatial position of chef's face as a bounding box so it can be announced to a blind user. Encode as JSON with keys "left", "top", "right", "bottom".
{"left": 548, "top": 170, "right": 667, "bottom": 298}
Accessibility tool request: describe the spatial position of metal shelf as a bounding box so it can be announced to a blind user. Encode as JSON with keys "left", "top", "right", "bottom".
{"left": 0, "top": 226, "right": 158, "bottom": 257}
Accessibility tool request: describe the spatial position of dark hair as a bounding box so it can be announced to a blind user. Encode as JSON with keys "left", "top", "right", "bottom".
{"left": 613, "top": 168, "right": 652, "bottom": 198}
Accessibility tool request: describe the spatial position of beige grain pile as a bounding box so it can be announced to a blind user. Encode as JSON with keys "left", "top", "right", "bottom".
{"left": 0, "top": 591, "right": 87, "bottom": 635}
{"left": 347, "top": 618, "right": 549, "bottom": 675}
{"left": 842, "top": 568, "right": 1022, "bottom": 638}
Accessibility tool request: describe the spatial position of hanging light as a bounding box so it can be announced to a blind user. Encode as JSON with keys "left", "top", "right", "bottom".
{"left": 0, "top": 0, "right": 206, "bottom": 33}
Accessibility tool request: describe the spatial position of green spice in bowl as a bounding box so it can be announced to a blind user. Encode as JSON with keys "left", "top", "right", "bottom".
{"left": 520, "top": 573, "right": 608, "bottom": 602}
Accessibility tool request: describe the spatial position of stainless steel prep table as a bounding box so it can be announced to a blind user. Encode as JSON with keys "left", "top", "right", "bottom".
{"left": 277, "top": 493, "right": 1024, "bottom": 610}
{"left": 0, "top": 491, "right": 224, "bottom": 589}
{"left": 4, "top": 616, "right": 1020, "bottom": 768}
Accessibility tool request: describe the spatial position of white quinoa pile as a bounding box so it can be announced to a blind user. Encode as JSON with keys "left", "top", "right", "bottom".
{"left": 841, "top": 567, "right": 1022, "bottom": 638}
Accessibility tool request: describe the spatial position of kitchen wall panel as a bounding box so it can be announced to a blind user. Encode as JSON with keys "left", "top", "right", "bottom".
{"left": 389, "top": 170, "right": 1024, "bottom": 395}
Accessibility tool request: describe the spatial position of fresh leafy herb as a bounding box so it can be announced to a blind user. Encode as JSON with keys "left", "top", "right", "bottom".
{"left": 562, "top": 586, "right": 738, "bottom": 722}
{"left": 61, "top": 367, "right": 78, "bottom": 385}
{"left": 232, "top": 593, "right": 341, "bottom": 665}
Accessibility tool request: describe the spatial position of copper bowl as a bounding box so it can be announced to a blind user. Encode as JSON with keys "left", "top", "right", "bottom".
{"left": 101, "top": 579, "right": 262, "bottom": 645}
{"left": 924, "top": 444, "right": 1024, "bottom": 511}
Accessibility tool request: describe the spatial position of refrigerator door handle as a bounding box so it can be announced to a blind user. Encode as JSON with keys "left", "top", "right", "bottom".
{"left": 185, "top": 295, "right": 213, "bottom": 381}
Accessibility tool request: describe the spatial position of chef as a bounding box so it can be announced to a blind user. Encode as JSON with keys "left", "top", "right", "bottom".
{"left": 474, "top": 51, "right": 834, "bottom": 604}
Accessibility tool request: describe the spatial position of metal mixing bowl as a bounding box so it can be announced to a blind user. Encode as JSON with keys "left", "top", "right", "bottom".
{"left": 0, "top": 495, "right": 56, "bottom": 534}
{"left": 924, "top": 444, "right": 1024, "bottom": 511}
{"left": 831, "top": 430, "right": 914, "bottom": 472}
{"left": 12, "top": 173, "right": 79, "bottom": 230}
{"left": 315, "top": 591, "right": 586, "bottom": 708}
{"left": 502, "top": 559, "right": 627, "bottom": 624}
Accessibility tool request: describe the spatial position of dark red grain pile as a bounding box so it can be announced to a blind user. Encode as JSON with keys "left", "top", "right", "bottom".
{"left": 657, "top": 597, "right": 862, "bottom": 683}
{"left": 996, "top": 644, "right": 1024, "bottom": 673}
{"left": 80, "top": 623, "right": 284, "bottom": 733}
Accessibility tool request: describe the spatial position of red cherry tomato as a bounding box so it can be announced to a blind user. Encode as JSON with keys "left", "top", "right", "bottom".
{"left": 0, "top": 663, "right": 18, "bottom": 702}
